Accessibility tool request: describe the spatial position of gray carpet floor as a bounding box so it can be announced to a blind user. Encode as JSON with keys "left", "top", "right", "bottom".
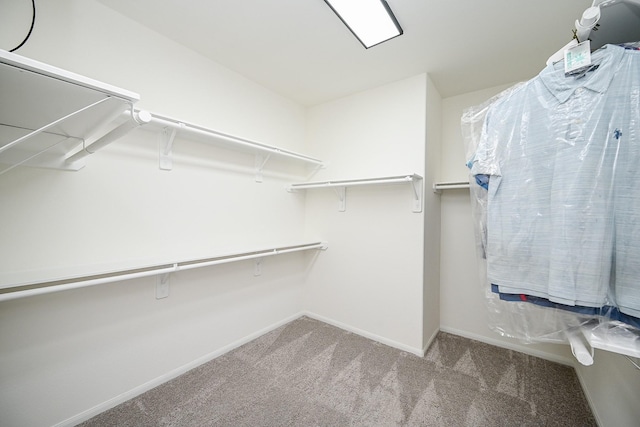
{"left": 80, "top": 316, "right": 597, "bottom": 426}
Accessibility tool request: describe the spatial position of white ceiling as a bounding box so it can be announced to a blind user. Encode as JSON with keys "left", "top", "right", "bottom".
{"left": 98, "top": 0, "right": 596, "bottom": 106}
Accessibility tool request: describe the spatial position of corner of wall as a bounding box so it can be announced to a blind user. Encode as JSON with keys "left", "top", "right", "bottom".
{"left": 422, "top": 74, "right": 443, "bottom": 349}
{"left": 573, "top": 350, "right": 640, "bottom": 427}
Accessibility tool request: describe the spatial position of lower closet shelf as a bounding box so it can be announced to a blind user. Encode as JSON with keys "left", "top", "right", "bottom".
{"left": 0, "top": 242, "right": 328, "bottom": 302}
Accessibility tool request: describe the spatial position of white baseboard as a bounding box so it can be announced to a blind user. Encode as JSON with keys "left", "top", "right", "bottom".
{"left": 60, "top": 312, "right": 424, "bottom": 427}
{"left": 302, "top": 311, "right": 425, "bottom": 357}
{"left": 65, "top": 314, "right": 583, "bottom": 427}
{"left": 57, "top": 311, "right": 425, "bottom": 426}
{"left": 59, "top": 314, "right": 602, "bottom": 427}
{"left": 422, "top": 326, "right": 440, "bottom": 355}
{"left": 55, "top": 312, "right": 304, "bottom": 427}
{"left": 438, "top": 326, "right": 574, "bottom": 366}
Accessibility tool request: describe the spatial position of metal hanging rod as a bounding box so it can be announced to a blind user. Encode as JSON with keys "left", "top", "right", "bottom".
{"left": 65, "top": 109, "right": 151, "bottom": 165}
{"left": 0, "top": 242, "right": 328, "bottom": 303}
{"left": 432, "top": 181, "right": 470, "bottom": 192}
{"left": 287, "top": 174, "right": 421, "bottom": 190}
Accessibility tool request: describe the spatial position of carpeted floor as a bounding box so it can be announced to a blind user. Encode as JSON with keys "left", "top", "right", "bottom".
{"left": 80, "top": 316, "right": 596, "bottom": 426}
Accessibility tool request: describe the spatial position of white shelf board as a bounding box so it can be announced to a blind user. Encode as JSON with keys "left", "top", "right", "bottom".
{"left": 583, "top": 323, "right": 640, "bottom": 359}
{"left": 0, "top": 49, "right": 139, "bottom": 175}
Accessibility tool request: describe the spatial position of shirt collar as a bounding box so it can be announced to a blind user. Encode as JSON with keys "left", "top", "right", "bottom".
{"left": 539, "top": 44, "right": 625, "bottom": 104}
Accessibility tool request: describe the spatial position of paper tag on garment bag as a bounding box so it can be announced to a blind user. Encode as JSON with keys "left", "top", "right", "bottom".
{"left": 564, "top": 40, "right": 592, "bottom": 77}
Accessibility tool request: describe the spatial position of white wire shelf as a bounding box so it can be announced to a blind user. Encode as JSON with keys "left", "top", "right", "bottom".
{"left": 0, "top": 51, "right": 324, "bottom": 180}
{"left": 130, "top": 111, "right": 325, "bottom": 181}
{"left": 287, "top": 174, "right": 423, "bottom": 212}
{"left": 0, "top": 49, "right": 139, "bottom": 175}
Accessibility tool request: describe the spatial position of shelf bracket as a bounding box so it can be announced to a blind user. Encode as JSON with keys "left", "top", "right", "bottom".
{"left": 159, "top": 123, "right": 184, "bottom": 171}
{"left": 333, "top": 186, "right": 346, "bottom": 212}
{"left": 254, "top": 153, "right": 271, "bottom": 183}
{"left": 156, "top": 272, "right": 170, "bottom": 299}
{"left": 411, "top": 177, "right": 423, "bottom": 213}
{"left": 307, "top": 162, "right": 326, "bottom": 180}
{"left": 254, "top": 257, "right": 263, "bottom": 276}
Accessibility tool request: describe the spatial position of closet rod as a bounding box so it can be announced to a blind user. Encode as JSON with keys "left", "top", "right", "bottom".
{"left": 65, "top": 109, "right": 151, "bottom": 164}
{"left": 288, "top": 174, "right": 420, "bottom": 190}
{"left": 565, "top": 328, "right": 594, "bottom": 366}
{"left": 0, "top": 242, "right": 328, "bottom": 303}
{"left": 147, "top": 113, "right": 325, "bottom": 166}
{"left": 432, "top": 181, "right": 470, "bottom": 192}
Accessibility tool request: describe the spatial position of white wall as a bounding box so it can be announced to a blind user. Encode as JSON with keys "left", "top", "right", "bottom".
{"left": 303, "top": 74, "right": 428, "bottom": 354}
{"left": 576, "top": 350, "right": 640, "bottom": 427}
{"left": 423, "top": 76, "right": 442, "bottom": 350}
{"left": 0, "top": 1, "right": 313, "bottom": 426}
{"left": 439, "top": 84, "right": 640, "bottom": 427}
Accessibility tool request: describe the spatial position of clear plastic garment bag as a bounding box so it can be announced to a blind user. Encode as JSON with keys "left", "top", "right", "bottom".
{"left": 464, "top": 42, "right": 640, "bottom": 365}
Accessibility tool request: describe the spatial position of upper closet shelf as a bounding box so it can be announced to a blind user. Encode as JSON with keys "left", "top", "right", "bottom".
{"left": 287, "top": 174, "right": 423, "bottom": 212}
{"left": 133, "top": 111, "right": 326, "bottom": 182}
{"left": 0, "top": 49, "right": 140, "bottom": 175}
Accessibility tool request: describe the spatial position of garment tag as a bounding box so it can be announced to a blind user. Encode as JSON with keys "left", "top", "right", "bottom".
{"left": 564, "top": 40, "right": 591, "bottom": 76}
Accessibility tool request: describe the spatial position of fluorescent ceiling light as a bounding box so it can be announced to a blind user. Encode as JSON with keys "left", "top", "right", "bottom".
{"left": 324, "top": 0, "right": 403, "bottom": 48}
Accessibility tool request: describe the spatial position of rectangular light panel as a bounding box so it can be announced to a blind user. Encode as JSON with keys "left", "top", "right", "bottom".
{"left": 324, "top": 0, "right": 403, "bottom": 48}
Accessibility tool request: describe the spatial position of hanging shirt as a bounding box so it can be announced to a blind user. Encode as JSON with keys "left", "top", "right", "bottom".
{"left": 470, "top": 45, "right": 640, "bottom": 315}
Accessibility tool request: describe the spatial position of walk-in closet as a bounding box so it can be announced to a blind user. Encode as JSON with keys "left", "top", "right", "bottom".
{"left": 1, "top": 1, "right": 639, "bottom": 426}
